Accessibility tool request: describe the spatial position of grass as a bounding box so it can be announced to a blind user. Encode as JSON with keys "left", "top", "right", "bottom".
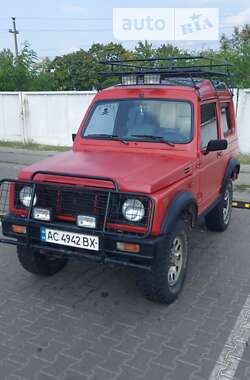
{"left": 0, "top": 140, "right": 70, "bottom": 152}
{"left": 234, "top": 184, "right": 250, "bottom": 191}
{"left": 239, "top": 154, "right": 250, "bottom": 165}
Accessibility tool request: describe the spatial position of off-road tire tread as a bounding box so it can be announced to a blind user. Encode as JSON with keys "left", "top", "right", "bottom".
{"left": 205, "top": 180, "right": 233, "bottom": 232}
{"left": 138, "top": 219, "right": 189, "bottom": 304}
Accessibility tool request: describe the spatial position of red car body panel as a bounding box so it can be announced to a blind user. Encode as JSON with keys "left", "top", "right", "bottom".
{"left": 19, "top": 150, "right": 194, "bottom": 194}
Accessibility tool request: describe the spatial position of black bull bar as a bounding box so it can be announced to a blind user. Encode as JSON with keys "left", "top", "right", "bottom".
{"left": 0, "top": 172, "right": 156, "bottom": 271}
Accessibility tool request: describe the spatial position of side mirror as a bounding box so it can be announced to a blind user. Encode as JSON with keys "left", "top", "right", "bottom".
{"left": 72, "top": 133, "right": 76, "bottom": 142}
{"left": 206, "top": 139, "right": 228, "bottom": 154}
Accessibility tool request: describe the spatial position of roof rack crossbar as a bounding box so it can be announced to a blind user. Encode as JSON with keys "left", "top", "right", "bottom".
{"left": 102, "top": 55, "right": 214, "bottom": 64}
{"left": 160, "top": 77, "right": 200, "bottom": 89}
{"left": 105, "top": 62, "right": 231, "bottom": 72}
{"left": 100, "top": 69, "right": 229, "bottom": 78}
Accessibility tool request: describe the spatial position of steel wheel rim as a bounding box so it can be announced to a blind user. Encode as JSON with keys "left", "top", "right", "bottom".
{"left": 223, "top": 188, "right": 231, "bottom": 224}
{"left": 168, "top": 236, "right": 184, "bottom": 287}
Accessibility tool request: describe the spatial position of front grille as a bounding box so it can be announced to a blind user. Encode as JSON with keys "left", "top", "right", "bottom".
{"left": 36, "top": 185, "right": 109, "bottom": 229}
{"left": 60, "top": 189, "right": 108, "bottom": 217}
{"left": 0, "top": 179, "right": 153, "bottom": 235}
{"left": 36, "top": 187, "right": 58, "bottom": 210}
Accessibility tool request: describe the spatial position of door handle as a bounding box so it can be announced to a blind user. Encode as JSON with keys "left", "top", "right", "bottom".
{"left": 217, "top": 151, "right": 223, "bottom": 158}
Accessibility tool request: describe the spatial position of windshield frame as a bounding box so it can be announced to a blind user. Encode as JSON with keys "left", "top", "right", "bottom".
{"left": 81, "top": 98, "right": 194, "bottom": 145}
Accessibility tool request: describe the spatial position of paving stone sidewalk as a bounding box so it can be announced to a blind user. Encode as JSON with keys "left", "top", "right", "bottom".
{"left": 0, "top": 148, "right": 250, "bottom": 379}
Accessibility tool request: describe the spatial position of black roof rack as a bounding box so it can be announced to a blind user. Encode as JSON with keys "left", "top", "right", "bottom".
{"left": 99, "top": 56, "right": 233, "bottom": 93}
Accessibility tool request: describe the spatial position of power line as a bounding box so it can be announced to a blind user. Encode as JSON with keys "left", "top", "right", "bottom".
{"left": 0, "top": 16, "right": 111, "bottom": 21}
{"left": 1, "top": 28, "right": 112, "bottom": 33}
{"left": 19, "top": 28, "right": 112, "bottom": 32}
{"left": 0, "top": 25, "right": 247, "bottom": 34}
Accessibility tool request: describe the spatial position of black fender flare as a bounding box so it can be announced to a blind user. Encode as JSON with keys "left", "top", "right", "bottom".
{"left": 160, "top": 191, "right": 198, "bottom": 235}
{"left": 221, "top": 158, "right": 240, "bottom": 193}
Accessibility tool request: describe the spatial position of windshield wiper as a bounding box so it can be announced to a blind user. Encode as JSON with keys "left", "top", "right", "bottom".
{"left": 131, "top": 135, "right": 175, "bottom": 147}
{"left": 85, "top": 134, "right": 129, "bottom": 145}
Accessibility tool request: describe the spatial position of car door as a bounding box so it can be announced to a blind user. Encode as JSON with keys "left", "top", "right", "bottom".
{"left": 198, "top": 101, "right": 225, "bottom": 210}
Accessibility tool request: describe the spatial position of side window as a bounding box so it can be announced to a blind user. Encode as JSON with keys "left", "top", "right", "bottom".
{"left": 200, "top": 103, "right": 218, "bottom": 149}
{"left": 221, "top": 104, "right": 232, "bottom": 137}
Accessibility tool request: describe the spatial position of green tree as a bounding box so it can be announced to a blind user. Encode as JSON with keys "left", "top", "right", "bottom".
{"left": 0, "top": 32, "right": 249, "bottom": 91}
{"left": 49, "top": 43, "right": 132, "bottom": 90}
{"left": 31, "top": 57, "right": 55, "bottom": 91}
{"left": 0, "top": 43, "right": 54, "bottom": 91}
{"left": 156, "top": 44, "right": 188, "bottom": 69}
{"left": 134, "top": 41, "right": 156, "bottom": 59}
{"left": 50, "top": 50, "right": 93, "bottom": 90}
{"left": 88, "top": 42, "right": 134, "bottom": 89}
{"left": 0, "top": 49, "right": 17, "bottom": 91}
{"left": 219, "top": 25, "right": 250, "bottom": 88}
{"left": 0, "top": 45, "right": 37, "bottom": 91}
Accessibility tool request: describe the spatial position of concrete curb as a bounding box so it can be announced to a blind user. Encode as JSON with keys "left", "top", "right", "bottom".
{"left": 241, "top": 164, "right": 250, "bottom": 173}
{"left": 0, "top": 147, "right": 62, "bottom": 156}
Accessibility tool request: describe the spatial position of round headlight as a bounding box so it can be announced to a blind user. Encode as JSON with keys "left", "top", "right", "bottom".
{"left": 19, "top": 186, "right": 37, "bottom": 207}
{"left": 122, "top": 199, "right": 145, "bottom": 222}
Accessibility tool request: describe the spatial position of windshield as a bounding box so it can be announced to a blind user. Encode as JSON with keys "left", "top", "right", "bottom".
{"left": 82, "top": 99, "right": 192, "bottom": 144}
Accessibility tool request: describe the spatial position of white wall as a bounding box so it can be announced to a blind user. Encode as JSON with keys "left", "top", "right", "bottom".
{"left": 0, "top": 90, "right": 249, "bottom": 152}
{"left": 0, "top": 91, "right": 96, "bottom": 146}
{"left": 235, "top": 89, "right": 250, "bottom": 154}
{"left": 0, "top": 92, "right": 23, "bottom": 142}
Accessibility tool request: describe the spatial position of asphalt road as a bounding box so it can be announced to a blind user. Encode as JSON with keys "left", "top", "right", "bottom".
{"left": 0, "top": 149, "right": 250, "bottom": 380}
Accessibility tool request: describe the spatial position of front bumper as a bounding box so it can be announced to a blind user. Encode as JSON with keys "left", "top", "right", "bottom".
{"left": 1, "top": 214, "right": 165, "bottom": 271}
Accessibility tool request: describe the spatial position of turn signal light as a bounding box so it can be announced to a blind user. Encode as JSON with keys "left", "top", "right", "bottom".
{"left": 116, "top": 242, "right": 140, "bottom": 253}
{"left": 11, "top": 225, "right": 27, "bottom": 234}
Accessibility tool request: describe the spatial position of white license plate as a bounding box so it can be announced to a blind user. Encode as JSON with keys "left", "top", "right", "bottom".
{"left": 40, "top": 227, "right": 99, "bottom": 251}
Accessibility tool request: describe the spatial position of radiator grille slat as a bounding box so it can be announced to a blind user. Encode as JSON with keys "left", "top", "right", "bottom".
{"left": 34, "top": 186, "right": 109, "bottom": 228}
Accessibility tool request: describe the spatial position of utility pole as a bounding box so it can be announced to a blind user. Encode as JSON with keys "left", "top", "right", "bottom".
{"left": 9, "top": 17, "right": 19, "bottom": 57}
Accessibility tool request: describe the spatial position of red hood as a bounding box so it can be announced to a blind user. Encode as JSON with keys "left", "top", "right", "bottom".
{"left": 18, "top": 150, "right": 193, "bottom": 194}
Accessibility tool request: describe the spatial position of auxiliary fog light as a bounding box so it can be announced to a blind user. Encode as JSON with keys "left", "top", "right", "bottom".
{"left": 32, "top": 208, "right": 51, "bottom": 222}
{"left": 144, "top": 74, "right": 161, "bottom": 85}
{"left": 121, "top": 75, "right": 137, "bottom": 85}
{"left": 77, "top": 215, "right": 96, "bottom": 229}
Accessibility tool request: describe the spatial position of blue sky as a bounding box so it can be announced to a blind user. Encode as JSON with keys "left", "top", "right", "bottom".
{"left": 1, "top": 0, "right": 250, "bottom": 58}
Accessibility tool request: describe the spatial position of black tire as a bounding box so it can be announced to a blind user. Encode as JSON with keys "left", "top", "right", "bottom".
{"left": 138, "top": 219, "right": 189, "bottom": 304}
{"left": 17, "top": 246, "right": 68, "bottom": 276}
{"left": 205, "top": 180, "right": 233, "bottom": 232}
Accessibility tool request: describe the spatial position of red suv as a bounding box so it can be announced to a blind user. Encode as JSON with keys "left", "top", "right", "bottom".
{"left": 0, "top": 57, "right": 240, "bottom": 304}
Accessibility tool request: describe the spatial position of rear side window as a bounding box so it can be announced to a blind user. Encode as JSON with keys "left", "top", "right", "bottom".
{"left": 200, "top": 103, "right": 218, "bottom": 148}
{"left": 221, "top": 104, "right": 232, "bottom": 137}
